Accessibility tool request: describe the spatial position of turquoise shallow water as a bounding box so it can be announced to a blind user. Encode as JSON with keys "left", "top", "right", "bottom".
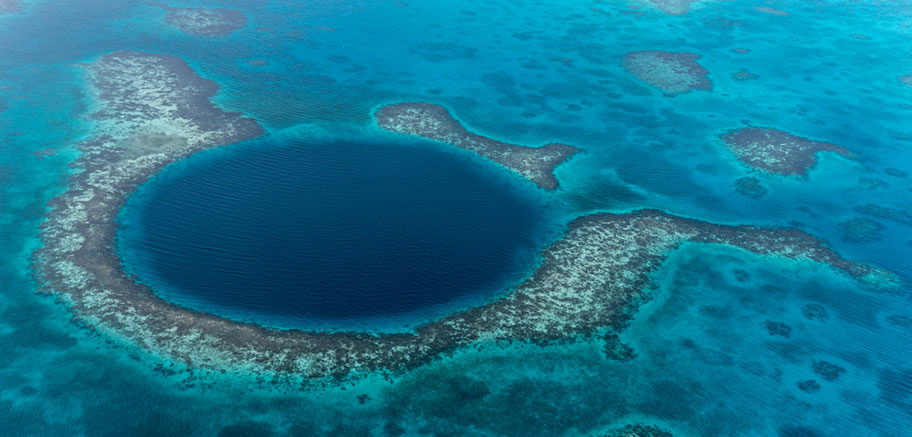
{"left": 1, "top": 0, "right": 911, "bottom": 435}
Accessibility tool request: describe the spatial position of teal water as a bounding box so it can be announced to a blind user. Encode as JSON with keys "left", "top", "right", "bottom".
{"left": 1, "top": 0, "right": 911, "bottom": 435}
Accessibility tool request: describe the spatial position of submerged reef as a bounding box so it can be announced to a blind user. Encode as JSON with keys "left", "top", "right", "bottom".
{"left": 898, "top": 74, "right": 912, "bottom": 88}
{"left": 855, "top": 203, "right": 912, "bottom": 226}
{"left": 603, "top": 331, "right": 637, "bottom": 362}
{"left": 754, "top": 6, "right": 790, "bottom": 16}
{"left": 149, "top": 2, "right": 246, "bottom": 37}
{"left": 646, "top": 0, "right": 711, "bottom": 16}
{"left": 622, "top": 51, "right": 712, "bottom": 96}
{"left": 887, "top": 315, "right": 912, "bottom": 328}
{"left": 732, "top": 70, "right": 758, "bottom": 81}
{"left": 374, "top": 102, "right": 580, "bottom": 189}
{"left": 797, "top": 380, "right": 821, "bottom": 393}
{"left": 765, "top": 321, "right": 792, "bottom": 338}
{"left": 812, "top": 360, "right": 845, "bottom": 382}
{"left": 858, "top": 177, "right": 888, "bottom": 189}
{"left": 33, "top": 51, "right": 898, "bottom": 383}
{"left": 885, "top": 168, "right": 907, "bottom": 178}
{"left": 735, "top": 176, "right": 767, "bottom": 198}
{"left": 721, "top": 127, "right": 853, "bottom": 176}
{"left": 601, "top": 423, "right": 674, "bottom": 437}
{"left": 0, "top": 0, "right": 20, "bottom": 14}
{"left": 802, "top": 303, "right": 828, "bottom": 321}
{"left": 839, "top": 218, "right": 884, "bottom": 243}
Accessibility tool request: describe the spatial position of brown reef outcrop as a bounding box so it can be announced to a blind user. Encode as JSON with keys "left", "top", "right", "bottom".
{"left": 721, "top": 127, "right": 853, "bottom": 176}
{"left": 375, "top": 102, "right": 580, "bottom": 189}
{"left": 623, "top": 51, "right": 712, "bottom": 96}
{"left": 149, "top": 2, "right": 246, "bottom": 37}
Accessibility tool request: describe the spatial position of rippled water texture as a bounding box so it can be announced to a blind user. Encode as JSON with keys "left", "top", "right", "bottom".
{"left": 118, "top": 136, "right": 550, "bottom": 331}
{"left": 1, "top": 0, "right": 910, "bottom": 435}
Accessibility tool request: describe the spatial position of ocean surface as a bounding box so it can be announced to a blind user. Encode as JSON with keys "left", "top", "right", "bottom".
{"left": 0, "top": 0, "right": 911, "bottom": 435}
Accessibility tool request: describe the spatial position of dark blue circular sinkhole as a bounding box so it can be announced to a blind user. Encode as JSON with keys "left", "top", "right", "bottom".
{"left": 117, "top": 136, "right": 550, "bottom": 331}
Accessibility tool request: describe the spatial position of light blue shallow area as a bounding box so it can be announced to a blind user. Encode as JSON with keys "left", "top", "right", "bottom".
{"left": 0, "top": 0, "right": 910, "bottom": 435}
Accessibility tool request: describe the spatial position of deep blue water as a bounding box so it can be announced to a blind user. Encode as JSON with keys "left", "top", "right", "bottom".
{"left": 1, "top": 0, "right": 911, "bottom": 435}
{"left": 118, "top": 136, "right": 549, "bottom": 330}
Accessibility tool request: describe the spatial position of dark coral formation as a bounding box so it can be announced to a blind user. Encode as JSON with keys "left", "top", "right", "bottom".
{"left": 149, "top": 2, "right": 247, "bottom": 37}
{"left": 797, "top": 380, "right": 821, "bottom": 393}
{"left": 899, "top": 74, "right": 912, "bottom": 89}
{"left": 622, "top": 51, "right": 712, "bottom": 96}
{"left": 839, "top": 218, "right": 884, "bottom": 243}
{"left": 754, "top": 6, "right": 790, "bottom": 16}
{"left": 409, "top": 43, "right": 476, "bottom": 62}
{"left": 374, "top": 102, "right": 580, "bottom": 189}
{"left": 602, "top": 423, "right": 673, "bottom": 437}
{"left": 886, "top": 315, "right": 912, "bottom": 328}
{"left": 733, "top": 70, "right": 759, "bottom": 81}
{"left": 765, "top": 321, "right": 792, "bottom": 338}
{"left": 854, "top": 204, "right": 912, "bottom": 226}
{"left": 733, "top": 268, "right": 750, "bottom": 283}
{"left": 32, "top": 148, "right": 57, "bottom": 160}
{"left": 721, "top": 127, "right": 853, "bottom": 176}
{"left": 858, "top": 177, "right": 888, "bottom": 189}
{"left": 32, "top": 51, "right": 898, "bottom": 381}
{"left": 812, "top": 360, "right": 845, "bottom": 382}
{"left": 801, "top": 304, "right": 828, "bottom": 321}
{"left": 735, "top": 176, "right": 767, "bottom": 198}
{"left": 647, "top": 0, "right": 713, "bottom": 16}
{"left": 703, "top": 15, "right": 744, "bottom": 30}
{"left": 603, "top": 332, "right": 637, "bottom": 362}
{"left": 885, "top": 168, "right": 907, "bottom": 178}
